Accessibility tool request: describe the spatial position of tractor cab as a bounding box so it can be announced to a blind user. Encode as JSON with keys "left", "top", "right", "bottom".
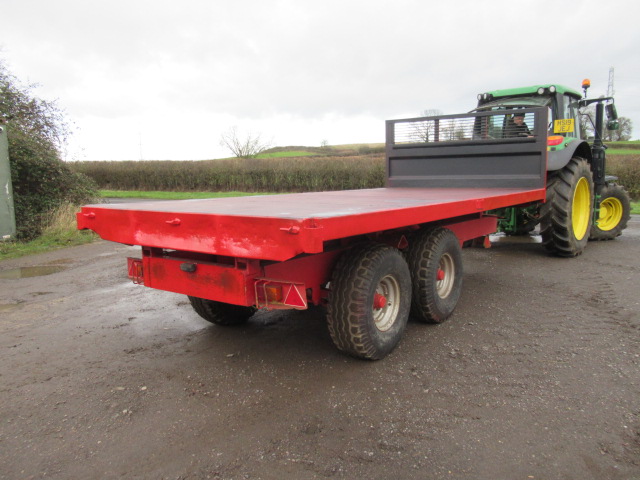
{"left": 475, "top": 84, "right": 583, "bottom": 141}
{"left": 474, "top": 84, "right": 590, "bottom": 172}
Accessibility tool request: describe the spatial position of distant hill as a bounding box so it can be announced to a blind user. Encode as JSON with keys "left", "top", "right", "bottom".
{"left": 257, "top": 143, "right": 385, "bottom": 159}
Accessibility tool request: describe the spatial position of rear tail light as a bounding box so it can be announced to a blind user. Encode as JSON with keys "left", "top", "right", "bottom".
{"left": 547, "top": 135, "right": 564, "bottom": 146}
{"left": 127, "top": 258, "right": 144, "bottom": 284}
{"left": 265, "top": 284, "right": 283, "bottom": 303}
{"left": 255, "top": 279, "right": 307, "bottom": 310}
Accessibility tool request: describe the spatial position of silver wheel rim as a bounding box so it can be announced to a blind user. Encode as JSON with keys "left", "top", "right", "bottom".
{"left": 437, "top": 253, "right": 455, "bottom": 299}
{"left": 373, "top": 274, "right": 400, "bottom": 332}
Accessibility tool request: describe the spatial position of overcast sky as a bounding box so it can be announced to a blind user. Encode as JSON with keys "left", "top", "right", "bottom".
{"left": 2, "top": 0, "right": 639, "bottom": 160}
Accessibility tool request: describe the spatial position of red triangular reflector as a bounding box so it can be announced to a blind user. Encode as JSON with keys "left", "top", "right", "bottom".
{"left": 284, "top": 284, "right": 307, "bottom": 308}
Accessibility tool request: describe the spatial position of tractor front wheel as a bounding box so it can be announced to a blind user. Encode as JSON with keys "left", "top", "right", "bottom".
{"left": 540, "top": 157, "right": 594, "bottom": 257}
{"left": 590, "top": 183, "right": 631, "bottom": 241}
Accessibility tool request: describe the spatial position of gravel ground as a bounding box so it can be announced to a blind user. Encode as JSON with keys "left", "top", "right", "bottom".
{"left": 1, "top": 218, "right": 639, "bottom": 479}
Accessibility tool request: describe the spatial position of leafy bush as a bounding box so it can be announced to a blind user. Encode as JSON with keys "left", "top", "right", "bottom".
{"left": 608, "top": 141, "right": 640, "bottom": 150}
{"left": 607, "top": 154, "right": 640, "bottom": 200}
{"left": 1, "top": 60, "right": 98, "bottom": 240}
{"left": 8, "top": 129, "right": 98, "bottom": 240}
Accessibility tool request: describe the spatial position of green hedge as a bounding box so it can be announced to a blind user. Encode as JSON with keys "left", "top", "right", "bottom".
{"left": 71, "top": 155, "right": 386, "bottom": 193}
{"left": 607, "top": 155, "right": 640, "bottom": 200}
{"left": 69, "top": 153, "right": 640, "bottom": 201}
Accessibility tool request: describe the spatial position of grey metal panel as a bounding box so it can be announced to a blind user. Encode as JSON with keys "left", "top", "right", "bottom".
{"left": 0, "top": 123, "right": 16, "bottom": 240}
{"left": 386, "top": 107, "right": 548, "bottom": 190}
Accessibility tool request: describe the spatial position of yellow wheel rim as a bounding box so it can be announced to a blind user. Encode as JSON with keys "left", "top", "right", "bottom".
{"left": 572, "top": 177, "right": 591, "bottom": 241}
{"left": 597, "top": 196, "right": 623, "bottom": 231}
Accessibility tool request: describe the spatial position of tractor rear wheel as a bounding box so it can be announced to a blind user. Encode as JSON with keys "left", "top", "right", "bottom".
{"left": 327, "top": 244, "right": 411, "bottom": 360}
{"left": 540, "top": 157, "right": 594, "bottom": 257}
{"left": 188, "top": 296, "right": 256, "bottom": 326}
{"left": 590, "top": 183, "right": 631, "bottom": 241}
{"left": 406, "top": 227, "right": 463, "bottom": 323}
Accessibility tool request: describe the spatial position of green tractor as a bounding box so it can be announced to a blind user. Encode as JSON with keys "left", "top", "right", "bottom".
{"left": 476, "top": 80, "right": 631, "bottom": 256}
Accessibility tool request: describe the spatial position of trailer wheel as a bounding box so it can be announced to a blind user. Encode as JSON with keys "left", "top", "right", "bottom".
{"left": 540, "top": 157, "right": 594, "bottom": 257}
{"left": 590, "top": 183, "right": 631, "bottom": 241}
{"left": 406, "top": 227, "right": 463, "bottom": 324}
{"left": 327, "top": 244, "right": 411, "bottom": 360}
{"left": 188, "top": 296, "right": 256, "bottom": 326}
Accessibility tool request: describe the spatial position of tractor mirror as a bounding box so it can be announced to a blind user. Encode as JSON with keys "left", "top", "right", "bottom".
{"left": 607, "top": 120, "right": 619, "bottom": 131}
{"left": 605, "top": 103, "right": 618, "bottom": 120}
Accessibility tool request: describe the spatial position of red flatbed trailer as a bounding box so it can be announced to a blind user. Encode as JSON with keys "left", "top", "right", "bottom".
{"left": 78, "top": 108, "right": 549, "bottom": 359}
{"left": 77, "top": 187, "right": 544, "bottom": 260}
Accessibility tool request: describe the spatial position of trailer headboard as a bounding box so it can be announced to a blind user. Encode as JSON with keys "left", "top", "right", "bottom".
{"left": 385, "top": 107, "right": 548, "bottom": 189}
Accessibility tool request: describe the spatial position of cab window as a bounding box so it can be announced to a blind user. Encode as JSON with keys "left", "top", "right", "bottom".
{"left": 562, "top": 94, "right": 579, "bottom": 138}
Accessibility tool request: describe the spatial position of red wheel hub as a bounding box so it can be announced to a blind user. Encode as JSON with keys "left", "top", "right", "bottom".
{"left": 373, "top": 293, "right": 387, "bottom": 310}
{"left": 436, "top": 268, "right": 445, "bottom": 281}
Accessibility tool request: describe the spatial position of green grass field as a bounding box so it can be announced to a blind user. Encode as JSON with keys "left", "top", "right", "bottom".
{"left": 606, "top": 149, "right": 639, "bottom": 155}
{"left": 255, "top": 151, "right": 317, "bottom": 159}
{"left": 608, "top": 141, "right": 640, "bottom": 149}
{"left": 0, "top": 230, "right": 97, "bottom": 261}
{"left": 0, "top": 203, "right": 98, "bottom": 261}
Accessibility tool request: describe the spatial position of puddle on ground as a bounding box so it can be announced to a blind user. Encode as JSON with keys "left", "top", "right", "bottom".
{"left": 0, "top": 265, "right": 68, "bottom": 279}
{"left": 0, "top": 303, "right": 20, "bottom": 311}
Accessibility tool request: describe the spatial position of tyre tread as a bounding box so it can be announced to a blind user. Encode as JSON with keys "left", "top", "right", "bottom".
{"left": 327, "top": 244, "right": 410, "bottom": 360}
{"left": 540, "top": 157, "right": 593, "bottom": 257}
{"left": 406, "top": 227, "right": 463, "bottom": 323}
{"left": 589, "top": 183, "right": 631, "bottom": 241}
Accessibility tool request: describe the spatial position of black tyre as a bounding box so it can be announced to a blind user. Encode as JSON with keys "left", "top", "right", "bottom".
{"left": 540, "top": 157, "right": 594, "bottom": 257}
{"left": 188, "top": 296, "right": 256, "bottom": 326}
{"left": 406, "top": 227, "right": 463, "bottom": 324}
{"left": 327, "top": 244, "right": 411, "bottom": 360}
{"left": 589, "top": 183, "right": 631, "bottom": 240}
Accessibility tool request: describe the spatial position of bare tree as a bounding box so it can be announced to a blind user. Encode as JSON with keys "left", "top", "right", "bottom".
{"left": 219, "top": 126, "right": 271, "bottom": 159}
{"left": 421, "top": 109, "right": 443, "bottom": 117}
{"left": 408, "top": 109, "right": 444, "bottom": 143}
{"left": 442, "top": 118, "right": 465, "bottom": 141}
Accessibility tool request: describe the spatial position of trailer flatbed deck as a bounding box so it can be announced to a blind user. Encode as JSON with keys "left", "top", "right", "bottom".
{"left": 78, "top": 187, "right": 545, "bottom": 261}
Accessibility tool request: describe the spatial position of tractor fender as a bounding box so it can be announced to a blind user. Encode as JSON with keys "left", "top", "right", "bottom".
{"left": 547, "top": 138, "right": 592, "bottom": 172}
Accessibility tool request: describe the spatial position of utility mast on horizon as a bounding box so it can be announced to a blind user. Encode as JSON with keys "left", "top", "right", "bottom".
{"left": 607, "top": 67, "right": 615, "bottom": 102}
